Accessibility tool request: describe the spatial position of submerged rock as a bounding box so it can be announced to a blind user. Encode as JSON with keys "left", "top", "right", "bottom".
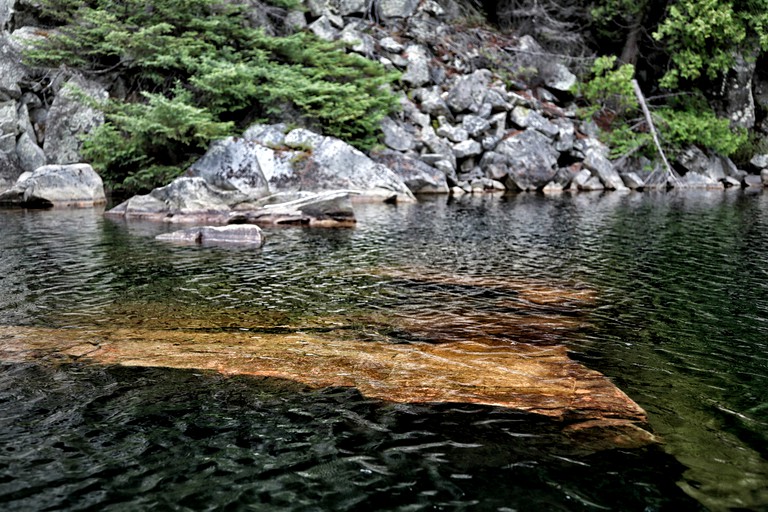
{"left": 0, "top": 323, "right": 652, "bottom": 449}
{"left": 0, "top": 163, "right": 106, "bottom": 207}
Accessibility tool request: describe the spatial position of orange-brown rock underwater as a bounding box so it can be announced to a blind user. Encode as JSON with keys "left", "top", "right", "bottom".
{"left": 0, "top": 311, "right": 654, "bottom": 451}
{"left": 0, "top": 268, "right": 655, "bottom": 451}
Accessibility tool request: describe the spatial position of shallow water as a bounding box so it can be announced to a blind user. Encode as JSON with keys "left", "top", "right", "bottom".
{"left": 1, "top": 190, "right": 767, "bottom": 510}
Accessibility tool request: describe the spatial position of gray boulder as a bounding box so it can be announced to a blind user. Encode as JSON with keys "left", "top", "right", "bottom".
{"left": 414, "top": 86, "right": 451, "bottom": 117}
{"left": 371, "top": 150, "right": 449, "bottom": 193}
{"left": 379, "top": 37, "right": 404, "bottom": 53}
{"left": 43, "top": 76, "right": 108, "bottom": 165}
{"left": 762, "top": 169, "right": 768, "bottom": 186}
{"left": 308, "top": 15, "right": 339, "bottom": 41}
{"left": 187, "top": 137, "right": 271, "bottom": 198}
{"left": 336, "top": 0, "right": 368, "bottom": 16}
{"left": 230, "top": 190, "right": 356, "bottom": 226}
{"left": 494, "top": 129, "right": 559, "bottom": 190}
{"left": 243, "top": 123, "right": 287, "bottom": 146}
{"left": 452, "top": 139, "right": 482, "bottom": 159}
{"left": 106, "top": 177, "right": 245, "bottom": 221}
{"left": 620, "top": 172, "right": 645, "bottom": 190}
{"left": 0, "top": 151, "right": 23, "bottom": 193}
{"left": 750, "top": 153, "right": 768, "bottom": 170}
{"left": 0, "top": 33, "right": 26, "bottom": 101}
{"left": 381, "top": 117, "right": 414, "bottom": 151}
{"left": 156, "top": 224, "right": 265, "bottom": 246}
{"left": 462, "top": 115, "right": 491, "bottom": 138}
{"left": 509, "top": 106, "right": 559, "bottom": 138}
{"left": 436, "top": 118, "right": 468, "bottom": 142}
{"left": 401, "top": 44, "right": 431, "bottom": 87}
{"left": 0, "top": 0, "right": 12, "bottom": 31}
{"left": 0, "top": 163, "right": 106, "bottom": 207}
{"left": 579, "top": 176, "right": 605, "bottom": 191}
{"left": 377, "top": 0, "right": 418, "bottom": 19}
{"left": 0, "top": 100, "right": 18, "bottom": 155}
{"left": 284, "top": 10, "right": 307, "bottom": 32}
{"left": 576, "top": 138, "right": 628, "bottom": 190}
{"left": 340, "top": 22, "right": 375, "bottom": 56}
{"left": 545, "top": 63, "right": 577, "bottom": 92}
{"left": 446, "top": 70, "right": 492, "bottom": 113}
{"left": 569, "top": 168, "right": 592, "bottom": 190}
{"left": 553, "top": 118, "right": 575, "bottom": 152}
{"left": 716, "top": 52, "right": 756, "bottom": 129}
{"left": 16, "top": 131, "right": 45, "bottom": 172}
{"left": 743, "top": 174, "right": 764, "bottom": 188}
{"left": 674, "top": 146, "right": 728, "bottom": 188}
{"left": 267, "top": 129, "right": 416, "bottom": 202}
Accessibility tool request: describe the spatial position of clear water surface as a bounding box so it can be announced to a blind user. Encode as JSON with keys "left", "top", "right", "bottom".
{"left": 1, "top": 189, "right": 767, "bottom": 511}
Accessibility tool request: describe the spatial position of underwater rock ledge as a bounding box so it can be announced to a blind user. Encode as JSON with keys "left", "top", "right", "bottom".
{"left": 0, "top": 325, "right": 654, "bottom": 450}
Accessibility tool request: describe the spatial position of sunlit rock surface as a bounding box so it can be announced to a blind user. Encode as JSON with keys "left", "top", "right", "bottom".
{"left": 0, "top": 324, "right": 651, "bottom": 448}
{"left": 0, "top": 268, "right": 655, "bottom": 449}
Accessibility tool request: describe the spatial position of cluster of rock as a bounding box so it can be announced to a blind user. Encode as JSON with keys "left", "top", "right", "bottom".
{"left": 105, "top": 124, "right": 414, "bottom": 226}
{"left": 0, "top": 15, "right": 107, "bottom": 195}
{"left": 2, "top": 0, "right": 768, "bottom": 215}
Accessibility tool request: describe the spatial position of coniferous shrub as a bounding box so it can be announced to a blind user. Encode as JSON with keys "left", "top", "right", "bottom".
{"left": 25, "top": 0, "right": 399, "bottom": 193}
{"left": 577, "top": 56, "right": 746, "bottom": 159}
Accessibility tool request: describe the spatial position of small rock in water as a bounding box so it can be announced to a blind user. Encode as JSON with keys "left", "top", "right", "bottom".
{"left": 156, "top": 224, "right": 265, "bottom": 246}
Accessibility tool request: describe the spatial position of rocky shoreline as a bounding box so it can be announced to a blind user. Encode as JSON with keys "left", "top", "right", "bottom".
{"left": 2, "top": 0, "right": 768, "bottom": 216}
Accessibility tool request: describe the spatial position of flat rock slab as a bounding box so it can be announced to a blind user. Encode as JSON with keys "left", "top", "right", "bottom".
{"left": 156, "top": 224, "right": 265, "bottom": 246}
{"left": 0, "top": 324, "right": 652, "bottom": 449}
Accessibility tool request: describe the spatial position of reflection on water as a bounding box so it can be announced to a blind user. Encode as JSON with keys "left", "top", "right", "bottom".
{"left": 1, "top": 190, "right": 767, "bottom": 510}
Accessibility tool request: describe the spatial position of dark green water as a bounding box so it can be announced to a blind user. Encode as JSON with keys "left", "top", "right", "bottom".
{"left": 1, "top": 190, "right": 767, "bottom": 511}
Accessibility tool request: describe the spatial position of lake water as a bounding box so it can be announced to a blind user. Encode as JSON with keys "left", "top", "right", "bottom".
{"left": 1, "top": 190, "right": 767, "bottom": 511}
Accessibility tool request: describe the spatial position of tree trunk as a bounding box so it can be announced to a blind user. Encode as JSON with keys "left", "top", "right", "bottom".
{"left": 620, "top": 23, "right": 642, "bottom": 66}
{"left": 631, "top": 79, "right": 679, "bottom": 186}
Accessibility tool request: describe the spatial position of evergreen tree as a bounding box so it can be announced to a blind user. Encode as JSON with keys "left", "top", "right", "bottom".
{"left": 26, "top": 0, "right": 399, "bottom": 194}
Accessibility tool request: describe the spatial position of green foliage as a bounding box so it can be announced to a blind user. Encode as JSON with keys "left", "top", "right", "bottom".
{"left": 579, "top": 56, "right": 638, "bottom": 117}
{"left": 262, "top": 0, "right": 302, "bottom": 8}
{"left": 591, "top": 0, "right": 768, "bottom": 88}
{"left": 601, "top": 125, "right": 652, "bottom": 159}
{"left": 81, "top": 90, "right": 233, "bottom": 193}
{"left": 652, "top": 0, "right": 764, "bottom": 87}
{"left": 726, "top": 130, "right": 768, "bottom": 167}
{"left": 578, "top": 55, "right": 746, "bottom": 159}
{"left": 655, "top": 108, "right": 747, "bottom": 156}
{"left": 27, "top": 0, "right": 399, "bottom": 193}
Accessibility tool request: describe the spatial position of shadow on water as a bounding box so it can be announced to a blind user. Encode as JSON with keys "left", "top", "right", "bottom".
{"left": 0, "top": 362, "right": 701, "bottom": 511}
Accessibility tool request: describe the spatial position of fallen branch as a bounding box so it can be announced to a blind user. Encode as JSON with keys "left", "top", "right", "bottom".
{"left": 631, "top": 79, "right": 680, "bottom": 186}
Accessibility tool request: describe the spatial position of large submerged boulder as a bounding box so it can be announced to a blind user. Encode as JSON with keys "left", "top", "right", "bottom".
{"left": 0, "top": 163, "right": 106, "bottom": 207}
